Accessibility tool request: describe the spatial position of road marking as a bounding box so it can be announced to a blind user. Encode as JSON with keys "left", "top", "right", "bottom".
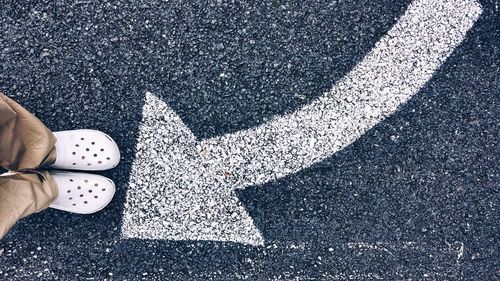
{"left": 122, "top": 0, "right": 482, "bottom": 245}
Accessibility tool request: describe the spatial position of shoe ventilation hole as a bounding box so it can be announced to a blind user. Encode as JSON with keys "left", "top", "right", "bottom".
{"left": 94, "top": 183, "right": 99, "bottom": 187}
{"left": 100, "top": 149, "right": 104, "bottom": 152}
{"left": 106, "top": 157, "right": 110, "bottom": 160}
{"left": 89, "top": 190, "right": 92, "bottom": 193}
{"left": 69, "top": 179, "right": 73, "bottom": 182}
{"left": 76, "top": 144, "right": 79, "bottom": 147}
{"left": 94, "top": 196, "right": 98, "bottom": 199}
{"left": 84, "top": 201, "right": 88, "bottom": 204}
{"left": 72, "top": 152, "right": 76, "bottom": 155}
{"left": 69, "top": 197, "right": 73, "bottom": 200}
{"left": 87, "top": 163, "right": 92, "bottom": 166}
{"left": 102, "top": 188, "right": 106, "bottom": 191}
{"left": 72, "top": 163, "right": 76, "bottom": 166}
{"left": 98, "top": 161, "right": 102, "bottom": 164}
{"left": 91, "top": 142, "right": 95, "bottom": 145}
{"left": 81, "top": 138, "right": 84, "bottom": 141}
{"left": 81, "top": 156, "right": 85, "bottom": 160}
{"left": 73, "top": 203, "right": 76, "bottom": 206}
{"left": 93, "top": 154, "right": 97, "bottom": 157}
{"left": 86, "top": 148, "right": 90, "bottom": 151}
{"left": 67, "top": 190, "right": 71, "bottom": 193}
{"left": 80, "top": 194, "right": 84, "bottom": 197}
{"left": 77, "top": 186, "right": 81, "bottom": 189}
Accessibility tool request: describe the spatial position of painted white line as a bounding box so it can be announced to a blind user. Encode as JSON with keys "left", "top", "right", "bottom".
{"left": 122, "top": 0, "right": 482, "bottom": 245}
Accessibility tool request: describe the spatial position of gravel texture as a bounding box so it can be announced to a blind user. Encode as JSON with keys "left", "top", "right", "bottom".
{"left": 0, "top": 0, "right": 498, "bottom": 280}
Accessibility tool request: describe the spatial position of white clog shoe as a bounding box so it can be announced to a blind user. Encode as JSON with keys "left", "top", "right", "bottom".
{"left": 49, "top": 171, "right": 116, "bottom": 214}
{"left": 50, "top": 129, "right": 120, "bottom": 171}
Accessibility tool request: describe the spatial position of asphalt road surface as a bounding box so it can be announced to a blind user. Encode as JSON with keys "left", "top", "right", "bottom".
{"left": 0, "top": 0, "right": 498, "bottom": 280}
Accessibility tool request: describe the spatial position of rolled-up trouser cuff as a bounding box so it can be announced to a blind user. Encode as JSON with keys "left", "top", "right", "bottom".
{"left": 0, "top": 170, "right": 58, "bottom": 239}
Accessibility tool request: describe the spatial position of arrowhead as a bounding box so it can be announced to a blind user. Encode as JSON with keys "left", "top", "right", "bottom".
{"left": 122, "top": 92, "right": 264, "bottom": 246}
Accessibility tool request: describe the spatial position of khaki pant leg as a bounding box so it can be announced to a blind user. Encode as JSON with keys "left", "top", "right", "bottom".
{"left": 0, "top": 171, "right": 58, "bottom": 239}
{"left": 0, "top": 93, "right": 59, "bottom": 239}
{"left": 0, "top": 93, "right": 57, "bottom": 171}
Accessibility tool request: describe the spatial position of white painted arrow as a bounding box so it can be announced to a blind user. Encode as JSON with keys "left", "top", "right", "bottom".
{"left": 122, "top": 0, "right": 482, "bottom": 245}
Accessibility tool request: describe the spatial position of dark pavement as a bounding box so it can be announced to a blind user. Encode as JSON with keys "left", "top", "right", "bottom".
{"left": 0, "top": 0, "right": 498, "bottom": 280}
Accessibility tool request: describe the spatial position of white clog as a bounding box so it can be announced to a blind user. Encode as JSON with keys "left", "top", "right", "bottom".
{"left": 49, "top": 171, "right": 116, "bottom": 214}
{"left": 50, "top": 129, "right": 120, "bottom": 171}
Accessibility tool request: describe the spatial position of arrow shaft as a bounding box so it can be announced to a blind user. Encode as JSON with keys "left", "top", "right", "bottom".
{"left": 203, "top": 0, "right": 482, "bottom": 188}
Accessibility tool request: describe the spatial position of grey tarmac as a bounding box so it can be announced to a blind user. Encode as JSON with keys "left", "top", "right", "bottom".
{"left": 0, "top": 0, "right": 498, "bottom": 280}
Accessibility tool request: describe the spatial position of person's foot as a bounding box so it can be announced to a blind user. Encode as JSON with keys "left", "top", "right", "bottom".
{"left": 48, "top": 171, "right": 115, "bottom": 214}
{"left": 50, "top": 129, "right": 120, "bottom": 171}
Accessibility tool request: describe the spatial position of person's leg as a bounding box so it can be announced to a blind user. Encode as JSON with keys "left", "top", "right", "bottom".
{"left": 0, "top": 93, "right": 56, "bottom": 171}
{"left": 0, "top": 171, "right": 57, "bottom": 239}
{"left": 0, "top": 93, "right": 118, "bottom": 238}
{"left": 0, "top": 92, "right": 58, "bottom": 239}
